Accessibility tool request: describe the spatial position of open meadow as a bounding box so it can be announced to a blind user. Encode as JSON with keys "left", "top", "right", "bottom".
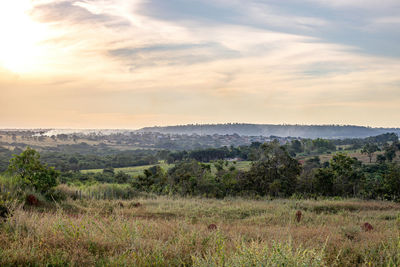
{"left": 1, "top": 195, "right": 400, "bottom": 266}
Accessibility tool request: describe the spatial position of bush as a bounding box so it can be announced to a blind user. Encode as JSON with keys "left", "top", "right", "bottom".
{"left": 44, "top": 187, "right": 67, "bottom": 202}
{"left": 0, "top": 203, "right": 10, "bottom": 220}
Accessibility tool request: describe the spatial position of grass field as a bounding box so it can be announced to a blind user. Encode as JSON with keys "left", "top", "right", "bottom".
{"left": 81, "top": 162, "right": 175, "bottom": 176}
{"left": 1, "top": 196, "right": 400, "bottom": 266}
{"left": 298, "top": 150, "right": 400, "bottom": 165}
{"left": 81, "top": 161, "right": 252, "bottom": 176}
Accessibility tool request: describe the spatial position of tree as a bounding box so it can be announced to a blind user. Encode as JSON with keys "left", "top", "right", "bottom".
{"left": 167, "top": 161, "right": 206, "bottom": 195}
{"left": 384, "top": 145, "right": 396, "bottom": 162}
{"left": 383, "top": 164, "right": 400, "bottom": 200}
{"left": 361, "top": 143, "right": 380, "bottom": 163}
{"left": 330, "top": 153, "right": 364, "bottom": 196}
{"left": 245, "top": 142, "right": 301, "bottom": 196}
{"left": 376, "top": 154, "right": 386, "bottom": 164}
{"left": 7, "top": 147, "right": 59, "bottom": 193}
{"left": 115, "top": 171, "right": 130, "bottom": 184}
{"left": 298, "top": 156, "right": 320, "bottom": 194}
{"left": 313, "top": 168, "right": 334, "bottom": 196}
{"left": 290, "top": 140, "right": 303, "bottom": 154}
{"left": 68, "top": 156, "right": 79, "bottom": 172}
{"left": 312, "top": 138, "right": 336, "bottom": 153}
{"left": 132, "top": 166, "right": 166, "bottom": 193}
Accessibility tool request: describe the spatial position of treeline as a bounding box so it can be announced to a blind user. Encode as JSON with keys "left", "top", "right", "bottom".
{"left": 0, "top": 148, "right": 158, "bottom": 172}
{"left": 132, "top": 142, "right": 300, "bottom": 197}
{"left": 41, "top": 150, "right": 158, "bottom": 171}
{"left": 138, "top": 123, "right": 400, "bottom": 139}
{"left": 60, "top": 168, "right": 131, "bottom": 184}
{"left": 331, "top": 133, "right": 399, "bottom": 149}
{"left": 2, "top": 139, "right": 400, "bottom": 200}
{"left": 162, "top": 138, "right": 338, "bottom": 163}
{"left": 1, "top": 132, "right": 397, "bottom": 173}
{"left": 285, "top": 133, "right": 399, "bottom": 156}
{"left": 132, "top": 141, "right": 400, "bottom": 200}
{"left": 1, "top": 130, "right": 273, "bottom": 151}
{"left": 164, "top": 132, "right": 387, "bottom": 163}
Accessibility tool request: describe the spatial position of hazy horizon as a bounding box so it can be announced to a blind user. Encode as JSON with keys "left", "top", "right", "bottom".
{"left": 2, "top": 122, "right": 400, "bottom": 131}
{"left": 1, "top": 1, "right": 400, "bottom": 128}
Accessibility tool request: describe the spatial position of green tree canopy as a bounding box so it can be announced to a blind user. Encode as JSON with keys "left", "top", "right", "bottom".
{"left": 7, "top": 147, "right": 59, "bottom": 193}
{"left": 245, "top": 142, "right": 301, "bottom": 196}
{"left": 361, "top": 143, "right": 380, "bottom": 163}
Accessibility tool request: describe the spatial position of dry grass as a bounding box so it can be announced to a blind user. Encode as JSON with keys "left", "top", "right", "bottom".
{"left": 1, "top": 197, "right": 400, "bottom": 266}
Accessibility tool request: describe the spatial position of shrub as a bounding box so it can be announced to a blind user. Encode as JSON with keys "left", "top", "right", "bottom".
{"left": 0, "top": 203, "right": 10, "bottom": 221}
{"left": 44, "top": 187, "right": 67, "bottom": 202}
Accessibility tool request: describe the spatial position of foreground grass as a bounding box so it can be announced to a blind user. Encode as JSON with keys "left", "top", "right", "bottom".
{"left": 1, "top": 197, "right": 400, "bottom": 266}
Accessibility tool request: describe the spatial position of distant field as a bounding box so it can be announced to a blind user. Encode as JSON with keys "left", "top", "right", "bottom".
{"left": 81, "top": 162, "right": 174, "bottom": 176}
{"left": 81, "top": 161, "right": 252, "bottom": 176}
{"left": 231, "top": 160, "right": 252, "bottom": 170}
{"left": 298, "top": 150, "right": 400, "bottom": 164}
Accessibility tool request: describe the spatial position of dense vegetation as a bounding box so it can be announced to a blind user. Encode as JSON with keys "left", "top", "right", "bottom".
{"left": 131, "top": 141, "right": 400, "bottom": 200}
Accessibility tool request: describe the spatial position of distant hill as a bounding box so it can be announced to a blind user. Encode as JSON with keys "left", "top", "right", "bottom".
{"left": 137, "top": 124, "right": 400, "bottom": 139}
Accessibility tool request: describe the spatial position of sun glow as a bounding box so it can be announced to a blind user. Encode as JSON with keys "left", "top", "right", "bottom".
{"left": 0, "top": 1, "right": 49, "bottom": 73}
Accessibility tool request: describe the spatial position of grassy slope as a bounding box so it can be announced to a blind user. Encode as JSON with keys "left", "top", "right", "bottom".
{"left": 1, "top": 197, "right": 400, "bottom": 266}
{"left": 298, "top": 150, "right": 400, "bottom": 164}
{"left": 81, "top": 162, "right": 175, "bottom": 176}
{"left": 81, "top": 161, "right": 253, "bottom": 176}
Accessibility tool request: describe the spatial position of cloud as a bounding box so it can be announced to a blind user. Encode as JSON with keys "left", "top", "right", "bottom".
{"left": 138, "top": 0, "right": 329, "bottom": 32}
{"left": 301, "top": 0, "right": 400, "bottom": 9}
{"left": 31, "top": 1, "right": 123, "bottom": 25}
{"left": 371, "top": 16, "right": 400, "bottom": 29}
{"left": 108, "top": 43, "right": 241, "bottom": 68}
{"left": 0, "top": 0, "right": 399, "bottom": 128}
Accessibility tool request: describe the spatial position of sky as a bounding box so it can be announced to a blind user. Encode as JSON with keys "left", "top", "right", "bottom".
{"left": 0, "top": 0, "right": 400, "bottom": 129}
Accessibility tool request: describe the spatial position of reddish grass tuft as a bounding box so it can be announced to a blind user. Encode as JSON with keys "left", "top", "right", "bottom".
{"left": 362, "top": 222, "right": 373, "bottom": 232}
{"left": 26, "top": 194, "right": 39, "bottom": 206}
{"left": 208, "top": 224, "right": 217, "bottom": 230}
{"left": 295, "top": 210, "right": 302, "bottom": 223}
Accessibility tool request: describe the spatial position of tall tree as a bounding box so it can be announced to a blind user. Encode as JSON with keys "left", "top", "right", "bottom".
{"left": 361, "top": 143, "right": 380, "bottom": 163}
